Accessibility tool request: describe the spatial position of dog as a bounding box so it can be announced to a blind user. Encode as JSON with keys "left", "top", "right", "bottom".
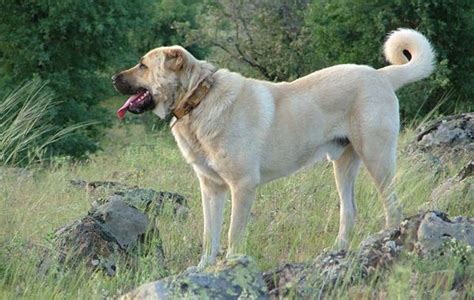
{"left": 112, "top": 29, "right": 435, "bottom": 270}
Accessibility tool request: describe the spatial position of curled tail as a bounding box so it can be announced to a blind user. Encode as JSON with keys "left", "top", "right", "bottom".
{"left": 378, "top": 29, "right": 435, "bottom": 91}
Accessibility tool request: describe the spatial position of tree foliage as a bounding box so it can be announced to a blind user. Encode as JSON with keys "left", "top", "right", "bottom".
{"left": 187, "top": 0, "right": 318, "bottom": 81}
{"left": 0, "top": 0, "right": 156, "bottom": 157}
{"left": 133, "top": 0, "right": 207, "bottom": 59}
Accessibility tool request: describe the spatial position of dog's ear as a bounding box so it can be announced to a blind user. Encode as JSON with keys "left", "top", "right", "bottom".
{"left": 183, "top": 63, "right": 215, "bottom": 100}
{"left": 164, "top": 48, "right": 185, "bottom": 71}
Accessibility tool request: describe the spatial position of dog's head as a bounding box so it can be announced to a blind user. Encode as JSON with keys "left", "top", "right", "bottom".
{"left": 112, "top": 46, "right": 214, "bottom": 119}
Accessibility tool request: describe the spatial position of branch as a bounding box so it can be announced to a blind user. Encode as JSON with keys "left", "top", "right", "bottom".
{"left": 211, "top": 41, "right": 273, "bottom": 80}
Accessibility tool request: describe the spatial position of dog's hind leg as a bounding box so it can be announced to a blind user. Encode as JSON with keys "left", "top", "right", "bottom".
{"left": 333, "top": 145, "right": 361, "bottom": 249}
{"left": 356, "top": 130, "right": 403, "bottom": 229}
{"left": 197, "top": 175, "right": 228, "bottom": 270}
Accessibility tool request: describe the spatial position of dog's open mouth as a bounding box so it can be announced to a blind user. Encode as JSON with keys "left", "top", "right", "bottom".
{"left": 117, "top": 89, "right": 154, "bottom": 119}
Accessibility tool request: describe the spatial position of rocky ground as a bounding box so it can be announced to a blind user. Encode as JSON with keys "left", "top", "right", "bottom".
{"left": 118, "top": 210, "right": 472, "bottom": 299}
{"left": 410, "top": 112, "right": 473, "bottom": 163}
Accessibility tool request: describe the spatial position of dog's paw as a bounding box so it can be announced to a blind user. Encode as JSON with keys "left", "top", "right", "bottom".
{"left": 195, "top": 254, "right": 217, "bottom": 271}
{"left": 334, "top": 237, "right": 349, "bottom": 251}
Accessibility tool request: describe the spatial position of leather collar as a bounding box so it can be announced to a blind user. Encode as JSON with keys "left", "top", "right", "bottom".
{"left": 171, "top": 73, "right": 215, "bottom": 120}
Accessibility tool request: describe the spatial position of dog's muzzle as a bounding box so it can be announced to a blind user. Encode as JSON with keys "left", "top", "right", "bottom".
{"left": 112, "top": 73, "right": 156, "bottom": 119}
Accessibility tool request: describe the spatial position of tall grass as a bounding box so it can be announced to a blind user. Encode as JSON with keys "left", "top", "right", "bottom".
{"left": 0, "top": 79, "right": 89, "bottom": 167}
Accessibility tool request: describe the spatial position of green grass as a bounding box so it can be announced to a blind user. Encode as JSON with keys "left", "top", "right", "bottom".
{"left": 0, "top": 118, "right": 472, "bottom": 299}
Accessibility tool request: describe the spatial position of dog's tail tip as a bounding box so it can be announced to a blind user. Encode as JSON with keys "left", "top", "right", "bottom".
{"left": 381, "top": 28, "right": 436, "bottom": 90}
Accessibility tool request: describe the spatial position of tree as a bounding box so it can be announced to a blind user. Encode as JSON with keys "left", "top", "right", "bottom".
{"left": 187, "top": 0, "right": 318, "bottom": 81}
{"left": 0, "top": 0, "right": 156, "bottom": 157}
{"left": 134, "top": 0, "right": 207, "bottom": 59}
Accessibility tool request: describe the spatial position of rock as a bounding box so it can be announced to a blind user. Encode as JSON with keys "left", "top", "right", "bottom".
{"left": 416, "top": 113, "right": 473, "bottom": 150}
{"left": 415, "top": 212, "right": 474, "bottom": 256}
{"left": 69, "top": 179, "right": 187, "bottom": 216}
{"left": 409, "top": 113, "right": 473, "bottom": 164}
{"left": 40, "top": 179, "right": 187, "bottom": 276}
{"left": 117, "top": 210, "right": 472, "bottom": 299}
{"left": 264, "top": 211, "right": 473, "bottom": 298}
{"left": 121, "top": 255, "right": 269, "bottom": 299}
{"left": 263, "top": 263, "right": 305, "bottom": 297}
{"left": 91, "top": 198, "right": 148, "bottom": 249}
{"left": 114, "top": 188, "right": 187, "bottom": 217}
{"left": 39, "top": 198, "right": 164, "bottom": 276}
{"left": 68, "top": 178, "right": 90, "bottom": 188}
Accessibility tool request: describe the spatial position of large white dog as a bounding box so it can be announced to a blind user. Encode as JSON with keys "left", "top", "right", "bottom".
{"left": 112, "top": 29, "right": 435, "bottom": 269}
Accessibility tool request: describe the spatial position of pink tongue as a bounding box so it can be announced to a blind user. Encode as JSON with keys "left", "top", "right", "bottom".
{"left": 117, "top": 94, "right": 140, "bottom": 119}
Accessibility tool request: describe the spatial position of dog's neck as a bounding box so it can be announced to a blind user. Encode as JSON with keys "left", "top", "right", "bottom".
{"left": 171, "top": 72, "right": 215, "bottom": 120}
{"left": 171, "top": 61, "right": 216, "bottom": 121}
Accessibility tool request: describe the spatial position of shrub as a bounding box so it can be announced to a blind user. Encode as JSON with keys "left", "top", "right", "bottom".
{"left": 0, "top": 1, "right": 157, "bottom": 158}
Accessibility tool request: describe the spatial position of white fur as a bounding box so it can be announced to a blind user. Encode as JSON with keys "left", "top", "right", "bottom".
{"left": 152, "top": 101, "right": 168, "bottom": 118}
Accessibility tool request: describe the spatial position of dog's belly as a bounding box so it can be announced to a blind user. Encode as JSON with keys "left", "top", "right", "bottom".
{"left": 259, "top": 140, "right": 346, "bottom": 183}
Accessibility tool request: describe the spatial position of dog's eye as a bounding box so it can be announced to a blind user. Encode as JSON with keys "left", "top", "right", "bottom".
{"left": 139, "top": 63, "right": 147, "bottom": 70}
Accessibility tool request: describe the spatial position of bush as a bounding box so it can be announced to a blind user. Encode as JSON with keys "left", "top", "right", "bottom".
{"left": 188, "top": 0, "right": 317, "bottom": 81}
{"left": 0, "top": 1, "right": 158, "bottom": 158}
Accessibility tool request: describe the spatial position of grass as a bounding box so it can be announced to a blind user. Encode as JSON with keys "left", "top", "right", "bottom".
{"left": 0, "top": 80, "right": 91, "bottom": 167}
{"left": 0, "top": 113, "right": 472, "bottom": 299}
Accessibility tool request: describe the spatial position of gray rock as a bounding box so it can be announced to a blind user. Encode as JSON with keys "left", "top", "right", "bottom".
{"left": 40, "top": 198, "right": 163, "bottom": 276}
{"left": 42, "top": 179, "right": 188, "bottom": 276}
{"left": 265, "top": 211, "right": 474, "bottom": 298}
{"left": 91, "top": 198, "right": 148, "bottom": 250}
{"left": 69, "top": 179, "right": 187, "bottom": 216}
{"left": 409, "top": 113, "right": 473, "bottom": 164}
{"left": 416, "top": 113, "right": 473, "bottom": 150}
{"left": 263, "top": 263, "right": 305, "bottom": 297}
{"left": 121, "top": 255, "right": 269, "bottom": 299}
{"left": 117, "top": 211, "right": 472, "bottom": 299}
{"left": 415, "top": 212, "right": 474, "bottom": 255}
{"left": 115, "top": 188, "right": 187, "bottom": 217}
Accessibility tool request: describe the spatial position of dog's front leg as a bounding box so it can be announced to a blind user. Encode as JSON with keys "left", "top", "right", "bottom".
{"left": 227, "top": 180, "right": 257, "bottom": 256}
{"left": 196, "top": 176, "right": 227, "bottom": 270}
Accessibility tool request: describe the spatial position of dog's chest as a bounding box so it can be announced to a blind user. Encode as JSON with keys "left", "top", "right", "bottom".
{"left": 172, "top": 123, "right": 222, "bottom": 171}
{"left": 173, "top": 128, "right": 205, "bottom": 164}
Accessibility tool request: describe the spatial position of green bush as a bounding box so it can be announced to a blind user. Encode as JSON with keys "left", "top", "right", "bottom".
{"left": 188, "top": 0, "right": 317, "bottom": 81}
{"left": 134, "top": 0, "right": 208, "bottom": 59}
{"left": 0, "top": 0, "right": 158, "bottom": 158}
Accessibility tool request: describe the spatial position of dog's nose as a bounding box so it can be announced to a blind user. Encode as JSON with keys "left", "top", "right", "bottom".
{"left": 111, "top": 73, "right": 121, "bottom": 82}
